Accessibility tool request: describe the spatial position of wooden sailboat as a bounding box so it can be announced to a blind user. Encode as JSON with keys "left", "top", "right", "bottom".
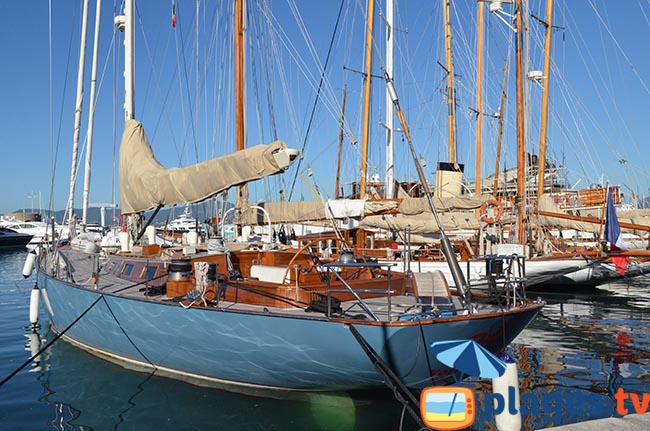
{"left": 33, "top": 0, "right": 543, "bottom": 393}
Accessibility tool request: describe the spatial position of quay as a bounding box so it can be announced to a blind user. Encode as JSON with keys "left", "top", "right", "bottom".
{"left": 539, "top": 413, "right": 649, "bottom": 430}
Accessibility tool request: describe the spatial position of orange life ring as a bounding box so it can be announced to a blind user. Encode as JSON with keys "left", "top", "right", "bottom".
{"left": 479, "top": 199, "right": 503, "bottom": 224}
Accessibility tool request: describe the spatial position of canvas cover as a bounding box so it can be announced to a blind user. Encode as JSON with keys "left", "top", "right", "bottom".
{"left": 120, "top": 120, "right": 292, "bottom": 214}
{"left": 238, "top": 201, "right": 327, "bottom": 225}
{"left": 399, "top": 194, "right": 492, "bottom": 215}
{"left": 536, "top": 194, "right": 650, "bottom": 236}
{"left": 360, "top": 211, "right": 483, "bottom": 234}
{"left": 235, "top": 196, "right": 489, "bottom": 226}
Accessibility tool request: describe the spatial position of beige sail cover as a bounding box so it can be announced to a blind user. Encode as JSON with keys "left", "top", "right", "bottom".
{"left": 536, "top": 193, "right": 650, "bottom": 236}
{"left": 120, "top": 120, "right": 292, "bottom": 214}
{"left": 535, "top": 194, "right": 600, "bottom": 234}
{"left": 236, "top": 196, "right": 489, "bottom": 226}
{"left": 238, "top": 201, "right": 327, "bottom": 225}
{"left": 399, "top": 194, "right": 492, "bottom": 215}
{"left": 360, "top": 211, "right": 482, "bottom": 234}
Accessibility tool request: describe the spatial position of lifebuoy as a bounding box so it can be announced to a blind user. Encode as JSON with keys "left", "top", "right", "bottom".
{"left": 479, "top": 199, "right": 503, "bottom": 224}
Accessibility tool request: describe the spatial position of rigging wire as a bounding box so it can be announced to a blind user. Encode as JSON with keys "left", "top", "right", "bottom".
{"left": 286, "top": 0, "right": 346, "bottom": 201}
{"left": 50, "top": 2, "right": 80, "bottom": 224}
{"left": 587, "top": 0, "right": 650, "bottom": 97}
{"left": 172, "top": 4, "right": 200, "bottom": 164}
{"left": 557, "top": 4, "right": 649, "bottom": 185}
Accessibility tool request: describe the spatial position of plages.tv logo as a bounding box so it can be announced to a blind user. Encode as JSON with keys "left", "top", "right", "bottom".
{"left": 420, "top": 387, "right": 475, "bottom": 431}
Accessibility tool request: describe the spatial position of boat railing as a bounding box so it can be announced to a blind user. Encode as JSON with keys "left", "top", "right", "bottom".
{"left": 466, "top": 254, "right": 527, "bottom": 307}
{"left": 320, "top": 261, "right": 396, "bottom": 322}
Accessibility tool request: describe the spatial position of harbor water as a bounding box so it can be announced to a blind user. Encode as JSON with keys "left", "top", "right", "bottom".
{"left": 1, "top": 248, "right": 649, "bottom": 430}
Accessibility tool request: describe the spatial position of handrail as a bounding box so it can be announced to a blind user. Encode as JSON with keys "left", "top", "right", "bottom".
{"left": 321, "top": 261, "right": 396, "bottom": 322}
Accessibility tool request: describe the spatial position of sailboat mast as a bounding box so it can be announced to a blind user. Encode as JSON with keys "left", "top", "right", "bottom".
{"left": 493, "top": 60, "right": 508, "bottom": 198}
{"left": 359, "top": 0, "right": 376, "bottom": 200}
{"left": 82, "top": 0, "right": 103, "bottom": 227}
{"left": 124, "top": 0, "right": 135, "bottom": 121}
{"left": 235, "top": 0, "right": 248, "bottom": 224}
{"left": 66, "top": 0, "right": 90, "bottom": 236}
{"left": 515, "top": 0, "right": 526, "bottom": 243}
{"left": 235, "top": 0, "right": 245, "bottom": 153}
{"left": 442, "top": 0, "right": 457, "bottom": 163}
{"left": 385, "top": 0, "right": 395, "bottom": 199}
{"left": 335, "top": 87, "right": 347, "bottom": 199}
{"left": 475, "top": 1, "right": 484, "bottom": 193}
{"left": 537, "top": 0, "right": 554, "bottom": 198}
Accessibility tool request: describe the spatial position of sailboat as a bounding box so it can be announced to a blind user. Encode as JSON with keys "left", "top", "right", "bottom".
{"left": 33, "top": 0, "right": 542, "bottom": 392}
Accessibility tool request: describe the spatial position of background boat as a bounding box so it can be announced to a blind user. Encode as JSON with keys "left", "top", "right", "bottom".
{"left": 0, "top": 227, "right": 33, "bottom": 249}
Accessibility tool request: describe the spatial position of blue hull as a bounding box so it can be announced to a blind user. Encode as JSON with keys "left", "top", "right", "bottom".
{"left": 38, "top": 271, "right": 541, "bottom": 390}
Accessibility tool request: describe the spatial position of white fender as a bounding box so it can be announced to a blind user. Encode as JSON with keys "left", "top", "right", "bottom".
{"left": 492, "top": 354, "right": 521, "bottom": 431}
{"left": 187, "top": 231, "right": 199, "bottom": 246}
{"left": 119, "top": 231, "right": 131, "bottom": 252}
{"left": 29, "top": 286, "right": 40, "bottom": 327}
{"left": 145, "top": 225, "right": 156, "bottom": 244}
{"left": 22, "top": 250, "right": 37, "bottom": 278}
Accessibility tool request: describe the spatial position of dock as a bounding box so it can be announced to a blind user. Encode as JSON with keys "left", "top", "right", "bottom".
{"left": 540, "top": 413, "right": 649, "bottom": 430}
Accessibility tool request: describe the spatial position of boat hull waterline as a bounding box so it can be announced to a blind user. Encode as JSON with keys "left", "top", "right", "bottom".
{"left": 37, "top": 271, "right": 542, "bottom": 391}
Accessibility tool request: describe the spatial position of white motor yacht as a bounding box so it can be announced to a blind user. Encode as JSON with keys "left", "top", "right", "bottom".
{"left": 0, "top": 218, "right": 69, "bottom": 247}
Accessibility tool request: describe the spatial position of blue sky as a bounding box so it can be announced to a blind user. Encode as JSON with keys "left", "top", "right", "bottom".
{"left": 1, "top": 0, "right": 649, "bottom": 216}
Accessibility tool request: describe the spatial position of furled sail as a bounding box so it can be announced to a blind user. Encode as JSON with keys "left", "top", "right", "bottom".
{"left": 360, "top": 211, "right": 483, "bottom": 234}
{"left": 119, "top": 120, "right": 298, "bottom": 214}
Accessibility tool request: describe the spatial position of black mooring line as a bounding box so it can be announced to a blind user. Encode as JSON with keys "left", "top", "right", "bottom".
{"left": 0, "top": 294, "right": 104, "bottom": 388}
{"left": 346, "top": 324, "right": 428, "bottom": 430}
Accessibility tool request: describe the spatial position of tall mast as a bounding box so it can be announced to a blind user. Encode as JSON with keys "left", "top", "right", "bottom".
{"left": 124, "top": 0, "right": 134, "bottom": 121}
{"left": 475, "top": 1, "right": 484, "bottom": 193}
{"left": 235, "top": 0, "right": 248, "bottom": 219}
{"left": 537, "top": 0, "right": 554, "bottom": 198}
{"left": 66, "top": 0, "right": 90, "bottom": 236}
{"left": 235, "top": 0, "right": 245, "bottom": 153}
{"left": 385, "top": 0, "right": 395, "bottom": 199}
{"left": 359, "top": 0, "right": 375, "bottom": 200}
{"left": 515, "top": 0, "right": 526, "bottom": 244}
{"left": 442, "top": 0, "right": 457, "bottom": 163}
{"left": 82, "top": 0, "right": 103, "bottom": 227}
{"left": 119, "top": 0, "right": 138, "bottom": 240}
{"left": 493, "top": 59, "right": 508, "bottom": 198}
{"left": 335, "top": 87, "right": 347, "bottom": 199}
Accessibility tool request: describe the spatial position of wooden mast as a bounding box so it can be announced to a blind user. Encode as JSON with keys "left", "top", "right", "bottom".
{"left": 493, "top": 59, "right": 508, "bottom": 198}
{"left": 443, "top": 0, "right": 457, "bottom": 163}
{"left": 515, "top": 0, "right": 526, "bottom": 244}
{"left": 537, "top": 0, "right": 554, "bottom": 198}
{"left": 335, "top": 87, "right": 347, "bottom": 199}
{"left": 359, "top": 0, "right": 376, "bottom": 200}
{"left": 235, "top": 0, "right": 245, "bottom": 153}
{"left": 475, "top": 1, "right": 484, "bottom": 193}
{"left": 234, "top": 0, "right": 248, "bottom": 230}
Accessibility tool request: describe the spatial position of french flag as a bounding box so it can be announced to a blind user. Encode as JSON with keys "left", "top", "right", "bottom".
{"left": 604, "top": 188, "right": 629, "bottom": 275}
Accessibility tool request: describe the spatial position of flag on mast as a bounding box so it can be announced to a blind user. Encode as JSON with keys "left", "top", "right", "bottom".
{"left": 604, "top": 188, "right": 629, "bottom": 275}
{"left": 172, "top": 1, "right": 177, "bottom": 28}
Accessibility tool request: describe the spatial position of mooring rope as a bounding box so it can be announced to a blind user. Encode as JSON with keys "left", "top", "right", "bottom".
{"left": 0, "top": 294, "right": 104, "bottom": 388}
{"left": 0, "top": 270, "right": 168, "bottom": 388}
{"left": 346, "top": 324, "right": 427, "bottom": 430}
